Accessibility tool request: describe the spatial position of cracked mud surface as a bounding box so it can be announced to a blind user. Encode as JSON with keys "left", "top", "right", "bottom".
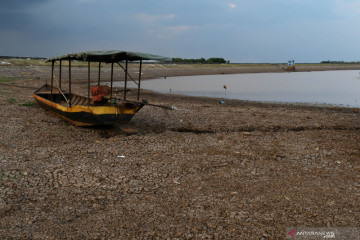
{"left": 0, "top": 65, "right": 359, "bottom": 239}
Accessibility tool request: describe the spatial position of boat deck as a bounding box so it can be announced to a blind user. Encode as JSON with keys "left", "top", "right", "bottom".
{"left": 35, "top": 90, "right": 91, "bottom": 107}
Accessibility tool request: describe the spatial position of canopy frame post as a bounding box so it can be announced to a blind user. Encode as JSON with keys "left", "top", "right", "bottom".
{"left": 88, "top": 61, "right": 90, "bottom": 104}
{"left": 58, "top": 60, "right": 62, "bottom": 102}
{"left": 98, "top": 62, "right": 101, "bottom": 86}
{"left": 59, "top": 60, "right": 62, "bottom": 90}
{"left": 50, "top": 61, "right": 54, "bottom": 101}
{"left": 124, "top": 60, "right": 128, "bottom": 100}
{"left": 68, "top": 59, "right": 72, "bottom": 107}
{"left": 110, "top": 62, "right": 114, "bottom": 102}
{"left": 137, "top": 60, "right": 142, "bottom": 100}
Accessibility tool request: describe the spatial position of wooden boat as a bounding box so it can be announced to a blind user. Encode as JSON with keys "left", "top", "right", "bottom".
{"left": 33, "top": 84, "right": 144, "bottom": 126}
{"left": 33, "top": 50, "right": 171, "bottom": 126}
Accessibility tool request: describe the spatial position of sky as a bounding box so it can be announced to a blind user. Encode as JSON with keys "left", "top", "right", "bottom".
{"left": 0, "top": 0, "right": 360, "bottom": 63}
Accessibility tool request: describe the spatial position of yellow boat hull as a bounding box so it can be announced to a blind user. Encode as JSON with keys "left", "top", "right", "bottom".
{"left": 33, "top": 85, "right": 144, "bottom": 126}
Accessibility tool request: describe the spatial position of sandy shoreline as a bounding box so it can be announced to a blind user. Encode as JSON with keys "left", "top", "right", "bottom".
{"left": 0, "top": 64, "right": 359, "bottom": 239}
{"left": 139, "top": 63, "right": 360, "bottom": 79}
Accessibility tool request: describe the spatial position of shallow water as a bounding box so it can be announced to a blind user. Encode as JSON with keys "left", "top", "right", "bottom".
{"left": 135, "top": 70, "right": 360, "bottom": 107}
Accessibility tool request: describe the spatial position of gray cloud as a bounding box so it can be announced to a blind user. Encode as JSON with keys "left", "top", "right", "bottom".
{"left": 0, "top": 0, "right": 51, "bottom": 31}
{"left": 0, "top": 0, "right": 359, "bottom": 62}
{"left": 0, "top": 0, "right": 50, "bottom": 10}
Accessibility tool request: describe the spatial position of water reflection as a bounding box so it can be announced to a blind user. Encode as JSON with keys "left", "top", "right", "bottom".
{"left": 139, "top": 70, "right": 360, "bottom": 107}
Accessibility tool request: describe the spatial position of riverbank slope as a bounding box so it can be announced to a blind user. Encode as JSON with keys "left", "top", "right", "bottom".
{"left": 1, "top": 59, "right": 360, "bottom": 80}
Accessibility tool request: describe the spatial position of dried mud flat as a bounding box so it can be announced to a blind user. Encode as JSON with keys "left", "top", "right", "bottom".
{"left": 0, "top": 65, "right": 360, "bottom": 239}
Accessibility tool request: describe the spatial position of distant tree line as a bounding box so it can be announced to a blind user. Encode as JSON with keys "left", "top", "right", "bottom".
{"left": 320, "top": 60, "right": 360, "bottom": 64}
{"left": 172, "top": 57, "right": 230, "bottom": 64}
{"left": 0, "top": 56, "right": 45, "bottom": 60}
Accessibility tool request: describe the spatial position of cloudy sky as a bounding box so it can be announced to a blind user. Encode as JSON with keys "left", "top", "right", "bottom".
{"left": 0, "top": 0, "right": 359, "bottom": 62}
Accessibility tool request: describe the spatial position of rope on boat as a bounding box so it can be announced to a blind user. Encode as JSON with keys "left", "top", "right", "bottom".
{"left": 116, "top": 62, "right": 139, "bottom": 86}
{"left": 52, "top": 68, "right": 70, "bottom": 106}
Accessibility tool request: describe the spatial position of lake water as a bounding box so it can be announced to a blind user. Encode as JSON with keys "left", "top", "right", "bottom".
{"left": 135, "top": 70, "right": 360, "bottom": 107}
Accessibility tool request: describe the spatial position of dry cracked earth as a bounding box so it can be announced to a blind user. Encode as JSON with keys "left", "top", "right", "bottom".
{"left": 0, "top": 67, "right": 359, "bottom": 239}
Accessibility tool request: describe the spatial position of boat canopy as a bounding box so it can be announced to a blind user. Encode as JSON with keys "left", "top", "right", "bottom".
{"left": 46, "top": 50, "right": 172, "bottom": 63}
